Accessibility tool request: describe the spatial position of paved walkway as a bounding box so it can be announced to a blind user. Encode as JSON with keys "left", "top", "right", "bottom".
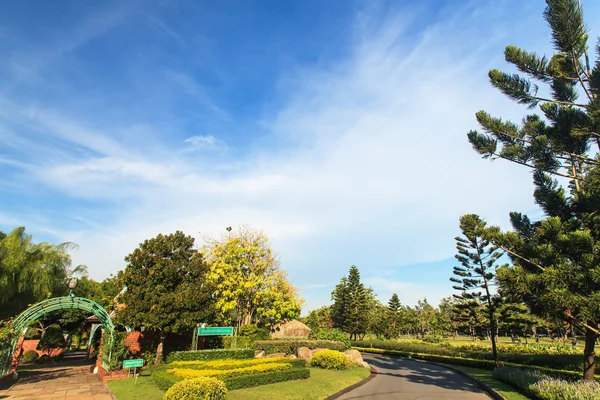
{"left": 0, "top": 363, "right": 113, "bottom": 400}
{"left": 339, "top": 354, "right": 491, "bottom": 400}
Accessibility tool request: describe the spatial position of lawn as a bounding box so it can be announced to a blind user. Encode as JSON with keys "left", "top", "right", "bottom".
{"left": 228, "top": 367, "right": 370, "bottom": 400}
{"left": 107, "top": 367, "right": 371, "bottom": 400}
{"left": 450, "top": 365, "right": 530, "bottom": 400}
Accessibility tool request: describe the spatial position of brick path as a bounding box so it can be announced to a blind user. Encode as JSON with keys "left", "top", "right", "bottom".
{"left": 0, "top": 364, "right": 113, "bottom": 400}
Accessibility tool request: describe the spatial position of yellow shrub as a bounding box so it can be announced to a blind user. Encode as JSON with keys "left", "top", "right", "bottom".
{"left": 167, "top": 362, "right": 292, "bottom": 380}
{"left": 170, "top": 357, "right": 286, "bottom": 368}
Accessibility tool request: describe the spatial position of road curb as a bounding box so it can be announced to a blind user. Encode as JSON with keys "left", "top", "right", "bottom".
{"left": 324, "top": 366, "right": 378, "bottom": 400}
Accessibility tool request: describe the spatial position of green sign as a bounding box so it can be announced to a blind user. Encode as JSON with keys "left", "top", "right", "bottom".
{"left": 198, "top": 326, "right": 233, "bottom": 336}
{"left": 123, "top": 359, "right": 144, "bottom": 368}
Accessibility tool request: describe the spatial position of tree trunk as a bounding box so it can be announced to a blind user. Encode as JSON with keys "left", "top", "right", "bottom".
{"left": 155, "top": 333, "right": 166, "bottom": 365}
{"left": 583, "top": 327, "right": 597, "bottom": 381}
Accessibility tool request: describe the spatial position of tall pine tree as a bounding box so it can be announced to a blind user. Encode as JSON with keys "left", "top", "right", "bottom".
{"left": 467, "top": 0, "right": 600, "bottom": 380}
{"left": 331, "top": 266, "right": 374, "bottom": 340}
{"left": 451, "top": 214, "right": 503, "bottom": 368}
{"left": 385, "top": 293, "right": 403, "bottom": 339}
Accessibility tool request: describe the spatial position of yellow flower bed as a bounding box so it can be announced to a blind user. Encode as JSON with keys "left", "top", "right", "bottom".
{"left": 170, "top": 357, "right": 286, "bottom": 368}
{"left": 167, "top": 362, "right": 291, "bottom": 380}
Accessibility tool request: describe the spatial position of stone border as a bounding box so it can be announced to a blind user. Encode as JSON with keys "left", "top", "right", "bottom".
{"left": 324, "top": 366, "right": 378, "bottom": 400}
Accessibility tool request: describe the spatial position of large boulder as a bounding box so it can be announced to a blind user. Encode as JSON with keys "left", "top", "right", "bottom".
{"left": 360, "top": 361, "right": 370, "bottom": 369}
{"left": 297, "top": 347, "right": 311, "bottom": 360}
{"left": 270, "top": 320, "right": 311, "bottom": 338}
{"left": 254, "top": 350, "right": 266, "bottom": 359}
{"left": 286, "top": 354, "right": 297, "bottom": 359}
{"left": 344, "top": 349, "right": 364, "bottom": 365}
{"left": 266, "top": 352, "right": 286, "bottom": 358}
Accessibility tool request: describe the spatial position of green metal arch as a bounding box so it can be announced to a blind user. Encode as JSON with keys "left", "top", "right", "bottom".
{"left": 2, "top": 296, "right": 115, "bottom": 376}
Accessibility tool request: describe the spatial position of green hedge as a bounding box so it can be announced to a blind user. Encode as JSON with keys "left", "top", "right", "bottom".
{"left": 352, "top": 340, "right": 582, "bottom": 371}
{"left": 223, "top": 368, "right": 310, "bottom": 390}
{"left": 166, "top": 348, "right": 254, "bottom": 362}
{"left": 151, "top": 368, "right": 182, "bottom": 390}
{"left": 355, "top": 347, "right": 588, "bottom": 381}
{"left": 222, "top": 337, "right": 253, "bottom": 349}
{"left": 254, "top": 340, "right": 346, "bottom": 355}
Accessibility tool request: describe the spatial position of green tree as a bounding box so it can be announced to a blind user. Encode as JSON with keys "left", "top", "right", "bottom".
{"left": 118, "top": 231, "right": 216, "bottom": 363}
{"left": 203, "top": 226, "right": 302, "bottom": 329}
{"left": 368, "top": 300, "right": 388, "bottom": 340}
{"left": 331, "top": 266, "right": 374, "bottom": 340}
{"left": 305, "top": 306, "right": 333, "bottom": 329}
{"left": 0, "top": 227, "right": 78, "bottom": 320}
{"left": 385, "top": 294, "right": 403, "bottom": 339}
{"left": 451, "top": 214, "right": 503, "bottom": 367}
{"left": 435, "top": 296, "right": 459, "bottom": 337}
{"left": 452, "top": 298, "right": 487, "bottom": 340}
{"left": 414, "top": 298, "right": 436, "bottom": 338}
{"left": 466, "top": 0, "right": 600, "bottom": 379}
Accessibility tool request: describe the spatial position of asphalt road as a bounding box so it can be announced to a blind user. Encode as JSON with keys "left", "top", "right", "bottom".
{"left": 338, "top": 354, "right": 492, "bottom": 400}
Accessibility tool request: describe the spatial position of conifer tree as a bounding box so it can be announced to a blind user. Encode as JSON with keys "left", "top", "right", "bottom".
{"left": 451, "top": 214, "right": 503, "bottom": 367}
{"left": 467, "top": 0, "right": 600, "bottom": 379}
{"left": 331, "top": 266, "right": 374, "bottom": 340}
{"left": 385, "top": 293, "right": 403, "bottom": 339}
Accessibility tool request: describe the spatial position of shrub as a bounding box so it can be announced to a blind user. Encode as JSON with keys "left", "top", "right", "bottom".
{"left": 35, "top": 354, "right": 50, "bottom": 364}
{"left": 310, "top": 350, "right": 353, "bottom": 370}
{"left": 163, "top": 377, "right": 227, "bottom": 400}
{"left": 238, "top": 324, "right": 270, "bottom": 341}
{"left": 166, "top": 348, "right": 254, "bottom": 362}
{"left": 254, "top": 340, "right": 346, "bottom": 355}
{"left": 21, "top": 350, "right": 39, "bottom": 363}
{"left": 170, "top": 357, "right": 306, "bottom": 370}
{"left": 222, "top": 336, "right": 253, "bottom": 349}
{"left": 102, "top": 332, "right": 130, "bottom": 371}
{"left": 422, "top": 336, "right": 446, "bottom": 344}
{"left": 532, "top": 378, "right": 600, "bottom": 400}
{"left": 37, "top": 324, "right": 65, "bottom": 354}
{"left": 152, "top": 369, "right": 182, "bottom": 390}
{"left": 167, "top": 362, "right": 292, "bottom": 379}
{"left": 223, "top": 368, "right": 310, "bottom": 390}
{"left": 309, "top": 328, "right": 351, "bottom": 347}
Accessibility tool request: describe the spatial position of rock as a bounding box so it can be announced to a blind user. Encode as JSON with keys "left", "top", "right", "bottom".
{"left": 297, "top": 347, "right": 311, "bottom": 360}
{"left": 286, "top": 354, "right": 297, "bottom": 359}
{"left": 270, "top": 320, "right": 312, "bottom": 338}
{"left": 266, "top": 352, "right": 286, "bottom": 358}
{"left": 360, "top": 361, "right": 369, "bottom": 369}
{"left": 344, "top": 349, "right": 364, "bottom": 365}
{"left": 254, "top": 350, "right": 266, "bottom": 359}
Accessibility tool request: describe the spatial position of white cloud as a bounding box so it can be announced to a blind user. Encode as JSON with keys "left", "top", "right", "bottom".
{"left": 183, "top": 135, "right": 228, "bottom": 153}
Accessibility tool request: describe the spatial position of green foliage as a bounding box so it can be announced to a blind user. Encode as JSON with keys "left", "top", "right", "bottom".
{"left": 166, "top": 349, "right": 254, "bottom": 363}
{"left": 21, "top": 350, "right": 39, "bottom": 363}
{"left": 222, "top": 336, "right": 253, "bottom": 349}
{"left": 0, "top": 227, "right": 74, "bottom": 319}
{"left": 222, "top": 368, "right": 310, "bottom": 390}
{"left": 331, "top": 266, "right": 375, "bottom": 340}
{"left": 466, "top": 0, "right": 600, "bottom": 380}
{"left": 119, "top": 231, "right": 216, "bottom": 336}
{"left": 204, "top": 226, "right": 302, "bottom": 328}
{"left": 102, "top": 332, "right": 130, "bottom": 371}
{"left": 37, "top": 324, "right": 65, "bottom": 353}
{"left": 151, "top": 368, "right": 182, "bottom": 390}
{"left": 305, "top": 306, "right": 333, "bottom": 330}
{"left": 422, "top": 336, "right": 446, "bottom": 344}
{"left": 310, "top": 350, "right": 353, "bottom": 370}
{"left": 254, "top": 340, "right": 347, "bottom": 355}
{"left": 494, "top": 367, "right": 600, "bottom": 399}
{"left": 238, "top": 324, "right": 269, "bottom": 341}
{"left": 384, "top": 294, "right": 404, "bottom": 339}
{"left": 163, "top": 377, "right": 227, "bottom": 400}
{"left": 309, "top": 328, "right": 351, "bottom": 347}
{"left": 35, "top": 354, "right": 50, "bottom": 364}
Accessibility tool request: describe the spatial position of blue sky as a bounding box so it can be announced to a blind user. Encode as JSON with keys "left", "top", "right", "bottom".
{"left": 1, "top": 0, "right": 599, "bottom": 313}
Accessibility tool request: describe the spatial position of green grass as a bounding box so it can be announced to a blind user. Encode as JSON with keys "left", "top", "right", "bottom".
{"left": 107, "top": 376, "right": 165, "bottom": 400}
{"left": 107, "top": 367, "right": 370, "bottom": 400}
{"left": 227, "top": 367, "right": 370, "bottom": 400}
{"left": 450, "top": 365, "right": 531, "bottom": 400}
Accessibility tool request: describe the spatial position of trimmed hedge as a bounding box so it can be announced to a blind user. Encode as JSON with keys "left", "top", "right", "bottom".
{"left": 166, "top": 348, "right": 254, "bottom": 362}
{"left": 167, "top": 363, "right": 292, "bottom": 379}
{"left": 311, "top": 350, "right": 353, "bottom": 370}
{"left": 152, "top": 369, "right": 182, "bottom": 390}
{"left": 21, "top": 350, "right": 39, "bottom": 363}
{"left": 223, "top": 368, "right": 310, "bottom": 390}
{"left": 222, "top": 337, "right": 253, "bottom": 349}
{"left": 355, "top": 347, "right": 589, "bottom": 382}
{"left": 254, "top": 340, "right": 347, "bottom": 355}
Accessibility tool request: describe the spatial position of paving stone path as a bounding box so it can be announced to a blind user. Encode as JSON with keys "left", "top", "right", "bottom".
{"left": 0, "top": 363, "right": 113, "bottom": 400}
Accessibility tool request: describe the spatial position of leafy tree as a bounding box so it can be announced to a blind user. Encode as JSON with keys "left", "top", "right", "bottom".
{"left": 203, "top": 226, "right": 302, "bottom": 329}
{"left": 451, "top": 214, "right": 503, "bottom": 367}
{"left": 385, "top": 294, "right": 404, "bottom": 339}
{"left": 451, "top": 298, "right": 487, "bottom": 340}
{"left": 413, "top": 298, "right": 436, "bottom": 338}
{"left": 305, "top": 306, "right": 333, "bottom": 330}
{"left": 118, "top": 231, "right": 216, "bottom": 363}
{"left": 434, "top": 296, "right": 459, "bottom": 337}
{"left": 466, "top": 0, "right": 600, "bottom": 379}
{"left": 0, "top": 227, "right": 79, "bottom": 320}
{"left": 37, "top": 324, "right": 66, "bottom": 355}
{"left": 367, "top": 300, "right": 388, "bottom": 340}
{"left": 331, "top": 266, "right": 375, "bottom": 340}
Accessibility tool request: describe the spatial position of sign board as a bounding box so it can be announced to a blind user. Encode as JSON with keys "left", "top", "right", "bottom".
{"left": 198, "top": 326, "right": 233, "bottom": 336}
{"left": 123, "top": 359, "right": 144, "bottom": 368}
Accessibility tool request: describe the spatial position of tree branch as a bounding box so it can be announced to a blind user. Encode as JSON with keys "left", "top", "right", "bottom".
{"left": 491, "top": 153, "right": 576, "bottom": 180}
{"left": 495, "top": 245, "right": 546, "bottom": 272}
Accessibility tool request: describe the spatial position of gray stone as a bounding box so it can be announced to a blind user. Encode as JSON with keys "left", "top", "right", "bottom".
{"left": 270, "top": 320, "right": 312, "bottom": 338}
{"left": 254, "top": 350, "right": 266, "bottom": 359}
{"left": 344, "top": 349, "right": 364, "bottom": 365}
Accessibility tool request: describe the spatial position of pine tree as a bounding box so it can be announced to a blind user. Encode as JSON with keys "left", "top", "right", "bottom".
{"left": 331, "top": 266, "right": 374, "bottom": 340}
{"left": 451, "top": 214, "right": 503, "bottom": 367}
{"left": 467, "top": 0, "right": 600, "bottom": 379}
{"left": 385, "top": 293, "right": 403, "bottom": 339}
